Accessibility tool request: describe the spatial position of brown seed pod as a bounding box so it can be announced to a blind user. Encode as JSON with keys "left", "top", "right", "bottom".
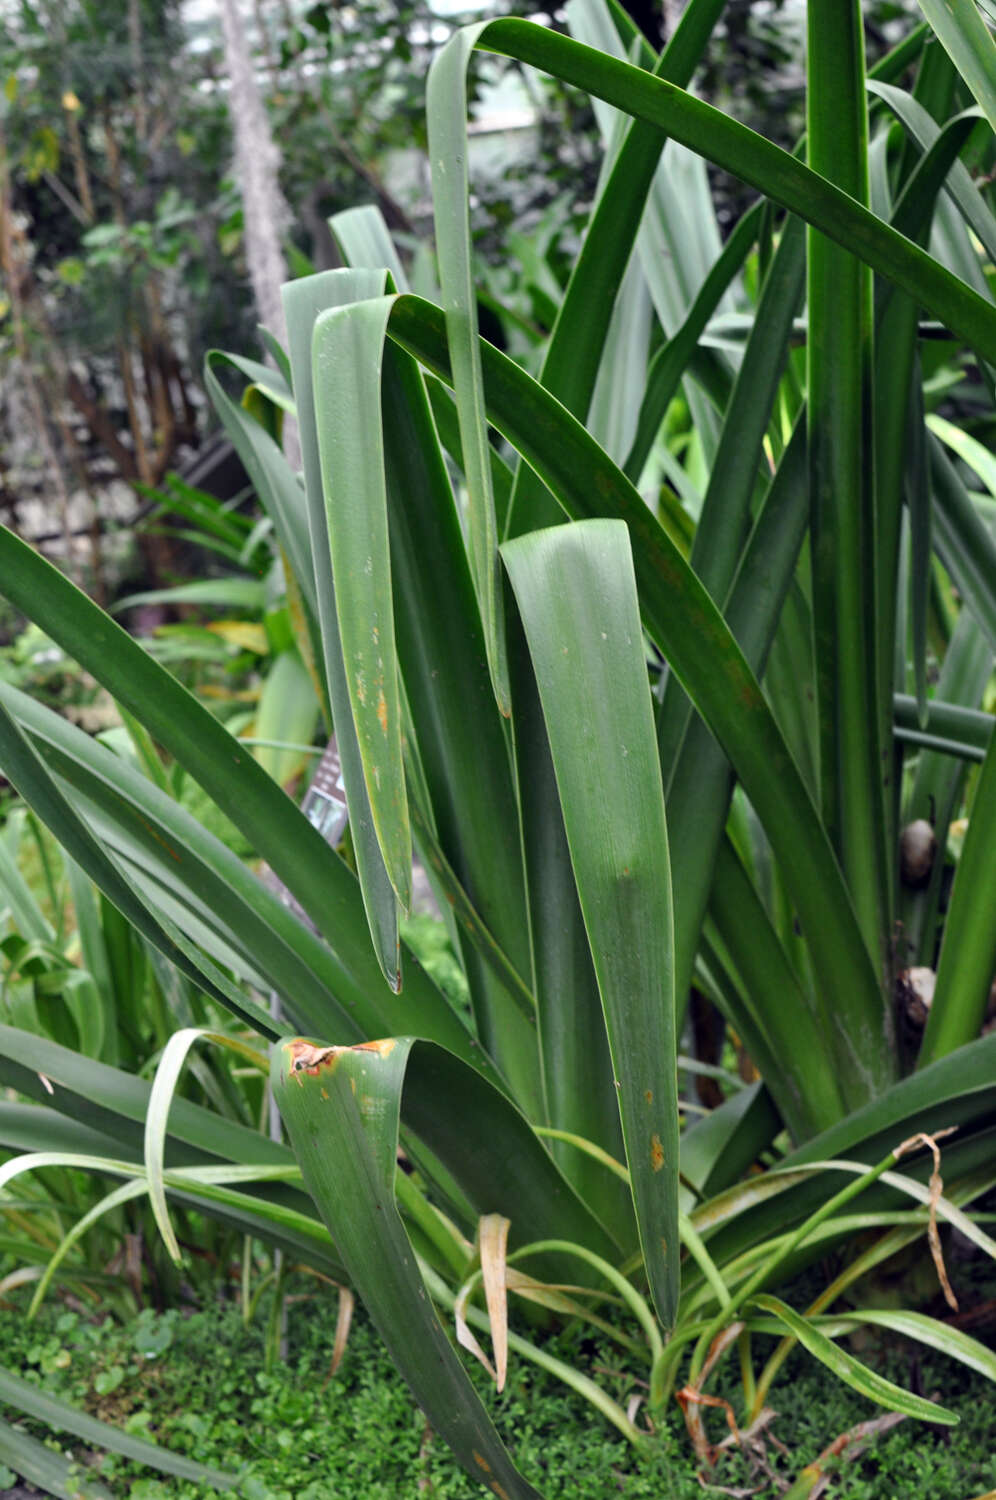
{"left": 900, "top": 819, "right": 937, "bottom": 888}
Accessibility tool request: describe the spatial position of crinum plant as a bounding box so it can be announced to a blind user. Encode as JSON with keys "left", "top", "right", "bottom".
{"left": 2, "top": 0, "right": 996, "bottom": 1491}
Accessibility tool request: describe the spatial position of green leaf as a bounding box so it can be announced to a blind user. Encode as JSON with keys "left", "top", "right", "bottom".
{"left": 868, "top": 83, "right": 996, "bottom": 265}
{"left": 0, "top": 1023, "right": 291, "bottom": 1195}
{"left": 387, "top": 295, "right": 887, "bottom": 1102}
{"left": 893, "top": 693, "right": 994, "bottom": 762}
{"left": 680, "top": 1081, "right": 781, "bottom": 1200}
{"left": 312, "top": 297, "right": 411, "bottom": 906}
{"left": 305, "top": 279, "right": 538, "bottom": 1107}
{"left": 251, "top": 649, "right": 320, "bottom": 788}
{"left": 468, "top": 20, "right": 996, "bottom": 361}
{"left": 567, "top": 0, "right": 727, "bottom": 462}
{"left": 624, "top": 201, "right": 763, "bottom": 485}
{"left": 283, "top": 269, "right": 402, "bottom": 985}
{"left": 0, "top": 682, "right": 485, "bottom": 1074}
{"left": 665, "top": 424, "right": 809, "bottom": 1037}
{"left": 203, "top": 353, "right": 318, "bottom": 627}
{"left": 427, "top": 25, "right": 510, "bottom": 713}
{"left": 920, "top": 727, "right": 996, "bottom": 1062}
{"left": 0, "top": 526, "right": 409, "bottom": 1014}
{"left": 509, "top": 626, "right": 630, "bottom": 1234}
{"left": 502, "top": 519, "right": 679, "bottom": 1327}
{"left": 273, "top": 1036, "right": 550, "bottom": 1499}
{"left": 928, "top": 435, "right": 996, "bottom": 653}
{"left": 0, "top": 693, "right": 279, "bottom": 1039}
{"left": 330, "top": 205, "right": 410, "bottom": 292}
{"left": 112, "top": 578, "right": 267, "bottom": 615}
{"left": 750, "top": 1294, "right": 957, "bottom": 1423}
{"left": 871, "top": 107, "right": 979, "bottom": 833}
{"left": 700, "top": 1032, "right": 996, "bottom": 1267}
{"left": 218, "top": 351, "right": 295, "bottom": 413}
{"left": 913, "top": 0, "right": 996, "bottom": 133}
{"left": 818, "top": 1308, "right": 996, "bottom": 1383}
{"left": 928, "top": 413, "right": 996, "bottom": 501}
{"left": 706, "top": 840, "right": 844, "bottom": 1139}
{"left": 656, "top": 212, "right": 805, "bottom": 780}
{"left": 0, "top": 1416, "right": 113, "bottom": 1500}
{"left": 806, "top": 0, "right": 887, "bottom": 974}
{"left": 0, "top": 825, "right": 54, "bottom": 945}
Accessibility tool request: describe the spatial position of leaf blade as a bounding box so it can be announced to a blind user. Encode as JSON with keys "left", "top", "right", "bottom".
{"left": 272, "top": 1036, "right": 542, "bottom": 1499}
{"left": 312, "top": 297, "right": 411, "bottom": 905}
{"left": 751, "top": 1294, "right": 957, "bottom": 1424}
{"left": 502, "top": 519, "right": 679, "bottom": 1326}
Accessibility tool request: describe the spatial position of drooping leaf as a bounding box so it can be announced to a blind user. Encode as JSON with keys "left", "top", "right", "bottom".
{"left": 273, "top": 1035, "right": 559, "bottom": 1499}
{"left": 912, "top": 0, "right": 996, "bottom": 133}
{"left": 750, "top": 1294, "right": 957, "bottom": 1424}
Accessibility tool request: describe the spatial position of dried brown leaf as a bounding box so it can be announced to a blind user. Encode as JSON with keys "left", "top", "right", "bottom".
{"left": 895, "top": 1130, "right": 959, "bottom": 1310}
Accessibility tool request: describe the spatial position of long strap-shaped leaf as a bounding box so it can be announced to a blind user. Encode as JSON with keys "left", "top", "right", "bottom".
{"left": 913, "top": 0, "right": 996, "bottom": 134}
{"left": 502, "top": 520, "right": 679, "bottom": 1328}
{"left": 919, "top": 727, "right": 996, "bottom": 1064}
{"left": 0, "top": 1416, "right": 113, "bottom": 1500}
{"left": 311, "top": 297, "right": 411, "bottom": 905}
{"left": 0, "top": 695, "right": 278, "bottom": 1039}
{"left": 929, "top": 435, "right": 996, "bottom": 653}
{"left": 504, "top": 0, "right": 727, "bottom": 534}
{"left": 509, "top": 620, "right": 631, "bottom": 1237}
{"left": 309, "top": 251, "right": 538, "bottom": 1110}
{"left": 454, "top": 20, "right": 996, "bottom": 360}
{"left": 384, "top": 295, "right": 887, "bottom": 1098}
{"left": 707, "top": 839, "right": 844, "bottom": 1140}
{"left": 0, "top": 681, "right": 483, "bottom": 1067}
{"left": 284, "top": 270, "right": 404, "bottom": 983}
{"left": 665, "top": 424, "right": 809, "bottom": 1045}
{"left": 623, "top": 200, "right": 764, "bottom": 485}
{"left": 869, "top": 83, "right": 996, "bottom": 265}
{"left": 894, "top": 694, "right": 994, "bottom": 762}
{"left": 427, "top": 24, "right": 511, "bottom": 712}
{"left": 656, "top": 212, "right": 806, "bottom": 779}
{"left": 807, "top": 0, "right": 887, "bottom": 975}
{"left": 750, "top": 1294, "right": 956, "bottom": 1424}
{"left": 0, "top": 1026, "right": 292, "bottom": 1171}
{"left": 379, "top": 350, "right": 539, "bottom": 1111}
{"left": 0, "top": 1105, "right": 347, "bottom": 1281}
{"left": 0, "top": 525, "right": 421, "bottom": 1018}
{"left": 203, "top": 351, "right": 317, "bottom": 625}
{"left": 0, "top": 1366, "right": 239, "bottom": 1489}
{"left": 273, "top": 1036, "right": 548, "bottom": 1500}
{"left": 568, "top": 0, "right": 726, "bottom": 465}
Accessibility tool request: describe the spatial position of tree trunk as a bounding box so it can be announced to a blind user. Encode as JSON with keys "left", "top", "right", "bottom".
{"left": 218, "top": 0, "right": 292, "bottom": 348}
